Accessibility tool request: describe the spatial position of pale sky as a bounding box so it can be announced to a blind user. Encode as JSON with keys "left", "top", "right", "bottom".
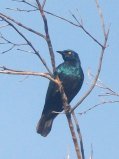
{"left": 0, "top": 1, "right": 119, "bottom": 159}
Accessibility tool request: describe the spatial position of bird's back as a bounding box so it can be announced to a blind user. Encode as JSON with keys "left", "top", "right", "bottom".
{"left": 57, "top": 61, "right": 84, "bottom": 103}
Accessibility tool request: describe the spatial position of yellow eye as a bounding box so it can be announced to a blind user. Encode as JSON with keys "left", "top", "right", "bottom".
{"left": 68, "top": 51, "right": 72, "bottom": 55}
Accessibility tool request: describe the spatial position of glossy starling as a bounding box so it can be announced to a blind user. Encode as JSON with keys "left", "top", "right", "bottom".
{"left": 36, "top": 50, "right": 84, "bottom": 137}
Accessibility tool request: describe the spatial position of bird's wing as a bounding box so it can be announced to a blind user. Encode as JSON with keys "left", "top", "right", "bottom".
{"left": 44, "top": 67, "right": 61, "bottom": 106}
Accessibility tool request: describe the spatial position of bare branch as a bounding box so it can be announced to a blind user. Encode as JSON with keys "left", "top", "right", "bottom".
{"left": 0, "top": 66, "right": 55, "bottom": 82}
{"left": 42, "top": 0, "right": 47, "bottom": 9}
{"left": 0, "top": 66, "right": 59, "bottom": 88}
{"left": 70, "top": 12, "right": 104, "bottom": 48}
{"left": 36, "top": 0, "right": 56, "bottom": 72}
{"left": 6, "top": 7, "right": 37, "bottom": 12}
{"left": 55, "top": 77, "right": 82, "bottom": 159}
{"left": 0, "top": 33, "right": 26, "bottom": 45}
{"left": 71, "top": 30, "right": 109, "bottom": 112}
{"left": 79, "top": 100, "right": 119, "bottom": 115}
{"left": 95, "top": 0, "right": 106, "bottom": 36}
{"left": 66, "top": 113, "right": 82, "bottom": 159}
{"left": 12, "top": 0, "right": 37, "bottom": 9}
{"left": 12, "top": 0, "right": 22, "bottom": 2}
{"left": 0, "top": 24, "right": 9, "bottom": 28}
{"left": 71, "top": 2, "right": 110, "bottom": 112}
{"left": 0, "top": 12, "right": 46, "bottom": 39}
{"left": 17, "top": 48, "right": 35, "bottom": 54}
{"left": 72, "top": 111, "right": 85, "bottom": 159}
{"left": 0, "top": 33, "right": 27, "bottom": 53}
{"left": 1, "top": 45, "right": 15, "bottom": 54}
{"left": 44, "top": 10, "right": 103, "bottom": 48}
{"left": 90, "top": 73, "right": 119, "bottom": 97}
{"left": 0, "top": 15, "right": 52, "bottom": 74}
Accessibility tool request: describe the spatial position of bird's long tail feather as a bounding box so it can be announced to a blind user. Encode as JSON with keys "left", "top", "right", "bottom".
{"left": 36, "top": 115, "right": 54, "bottom": 137}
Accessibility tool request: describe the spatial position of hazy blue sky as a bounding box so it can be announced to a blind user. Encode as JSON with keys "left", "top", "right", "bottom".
{"left": 0, "top": 1, "right": 119, "bottom": 159}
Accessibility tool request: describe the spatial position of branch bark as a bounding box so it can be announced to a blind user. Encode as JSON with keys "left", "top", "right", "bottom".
{"left": 71, "top": 0, "right": 110, "bottom": 112}
{"left": 0, "top": 67, "right": 55, "bottom": 81}
{"left": 43, "top": 10, "right": 103, "bottom": 48}
{"left": 36, "top": 0, "right": 56, "bottom": 72}
{"left": 0, "top": 15, "right": 52, "bottom": 74}
{"left": 56, "top": 77, "right": 82, "bottom": 159}
{"left": 72, "top": 111, "right": 85, "bottom": 159}
{"left": 0, "top": 12, "right": 46, "bottom": 39}
{"left": 71, "top": 29, "right": 109, "bottom": 112}
{"left": 79, "top": 100, "right": 119, "bottom": 115}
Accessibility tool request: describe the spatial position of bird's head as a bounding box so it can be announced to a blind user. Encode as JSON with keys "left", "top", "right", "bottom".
{"left": 57, "top": 49, "right": 80, "bottom": 62}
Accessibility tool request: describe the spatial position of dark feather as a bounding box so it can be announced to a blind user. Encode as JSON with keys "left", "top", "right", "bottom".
{"left": 36, "top": 50, "right": 84, "bottom": 137}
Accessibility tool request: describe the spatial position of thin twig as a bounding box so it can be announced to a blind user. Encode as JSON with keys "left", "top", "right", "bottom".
{"left": 71, "top": 1, "right": 110, "bottom": 112}
{"left": 0, "top": 33, "right": 27, "bottom": 53}
{"left": 36, "top": 0, "right": 56, "bottom": 72}
{"left": 0, "top": 12, "right": 46, "bottom": 39}
{"left": 88, "top": 71, "right": 119, "bottom": 97}
{"left": 71, "top": 0, "right": 109, "bottom": 112}
{"left": 1, "top": 45, "right": 15, "bottom": 54}
{"left": 12, "top": 0, "right": 37, "bottom": 9}
{"left": 79, "top": 100, "right": 119, "bottom": 115}
{"left": 44, "top": 10, "right": 103, "bottom": 48}
{"left": 0, "top": 33, "right": 26, "bottom": 46}
{"left": 71, "top": 13, "right": 104, "bottom": 48}
{"left": 71, "top": 30, "right": 109, "bottom": 112}
{"left": 8, "top": 2, "right": 103, "bottom": 48}
{"left": 6, "top": 7, "right": 38, "bottom": 12}
{"left": 0, "top": 16, "right": 52, "bottom": 74}
{"left": 17, "top": 48, "right": 35, "bottom": 54}
{"left": 0, "top": 24, "right": 9, "bottom": 28}
{"left": 95, "top": 0, "right": 106, "bottom": 36}
{"left": 42, "top": 0, "right": 47, "bottom": 9}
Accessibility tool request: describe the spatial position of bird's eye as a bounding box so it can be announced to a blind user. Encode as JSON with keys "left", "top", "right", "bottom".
{"left": 68, "top": 51, "right": 72, "bottom": 55}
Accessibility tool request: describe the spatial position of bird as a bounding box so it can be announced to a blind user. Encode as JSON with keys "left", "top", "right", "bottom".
{"left": 36, "top": 49, "right": 84, "bottom": 137}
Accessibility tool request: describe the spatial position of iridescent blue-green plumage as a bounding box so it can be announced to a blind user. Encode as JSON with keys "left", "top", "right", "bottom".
{"left": 36, "top": 50, "right": 84, "bottom": 137}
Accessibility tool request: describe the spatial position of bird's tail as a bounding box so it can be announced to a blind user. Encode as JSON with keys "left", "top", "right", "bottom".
{"left": 36, "top": 115, "right": 54, "bottom": 137}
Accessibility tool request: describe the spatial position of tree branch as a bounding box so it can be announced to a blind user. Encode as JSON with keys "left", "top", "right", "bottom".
{"left": 44, "top": 10, "right": 103, "bottom": 48}
{"left": 88, "top": 71, "right": 119, "bottom": 97}
{"left": 79, "top": 100, "right": 119, "bottom": 115}
{"left": 72, "top": 111, "right": 85, "bottom": 159}
{"left": 6, "top": 7, "right": 38, "bottom": 12}
{"left": 0, "top": 66, "right": 55, "bottom": 82}
{"left": 36, "top": 0, "right": 56, "bottom": 72}
{"left": 71, "top": 0, "right": 110, "bottom": 112}
{"left": 0, "top": 12, "right": 46, "bottom": 39}
{"left": 71, "top": 28, "right": 109, "bottom": 112}
{"left": 0, "top": 15, "right": 52, "bottom": 74}
{"left": 95, "top": 0, "right": 106, "bottom": 36}
{"left": 0, "top": 24, "right": 9, "bottom": 28}
{"left": 42, "top": 0, "right": 47, "bottom": 9}
{"left": 12, "top": 0, "right": 37, "bottom": 9}
{"left": 0, "top": 33, "right": 27, "bottom": 53}
{"left": 56, "top": 77, "right": 82, "bottom": 159}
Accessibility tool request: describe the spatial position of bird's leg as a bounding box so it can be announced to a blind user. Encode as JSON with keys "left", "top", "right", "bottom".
{"left": 65, "top": 104, "right": 71, "bottom": 114}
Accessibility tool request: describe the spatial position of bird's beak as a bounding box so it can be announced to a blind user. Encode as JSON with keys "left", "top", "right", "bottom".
{"left": 56, "top": 51, "right": 63, "bottom": 54}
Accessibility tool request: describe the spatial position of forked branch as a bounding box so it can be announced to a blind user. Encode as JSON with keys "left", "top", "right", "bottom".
{"left": 71, "top": 0, "right": 110, "bottom": 112}
{"left": 0, "top": 12, "right": 46, "bottom": 39}
{"left": 0, "top": 15, "right": 52, "bottom": 74}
